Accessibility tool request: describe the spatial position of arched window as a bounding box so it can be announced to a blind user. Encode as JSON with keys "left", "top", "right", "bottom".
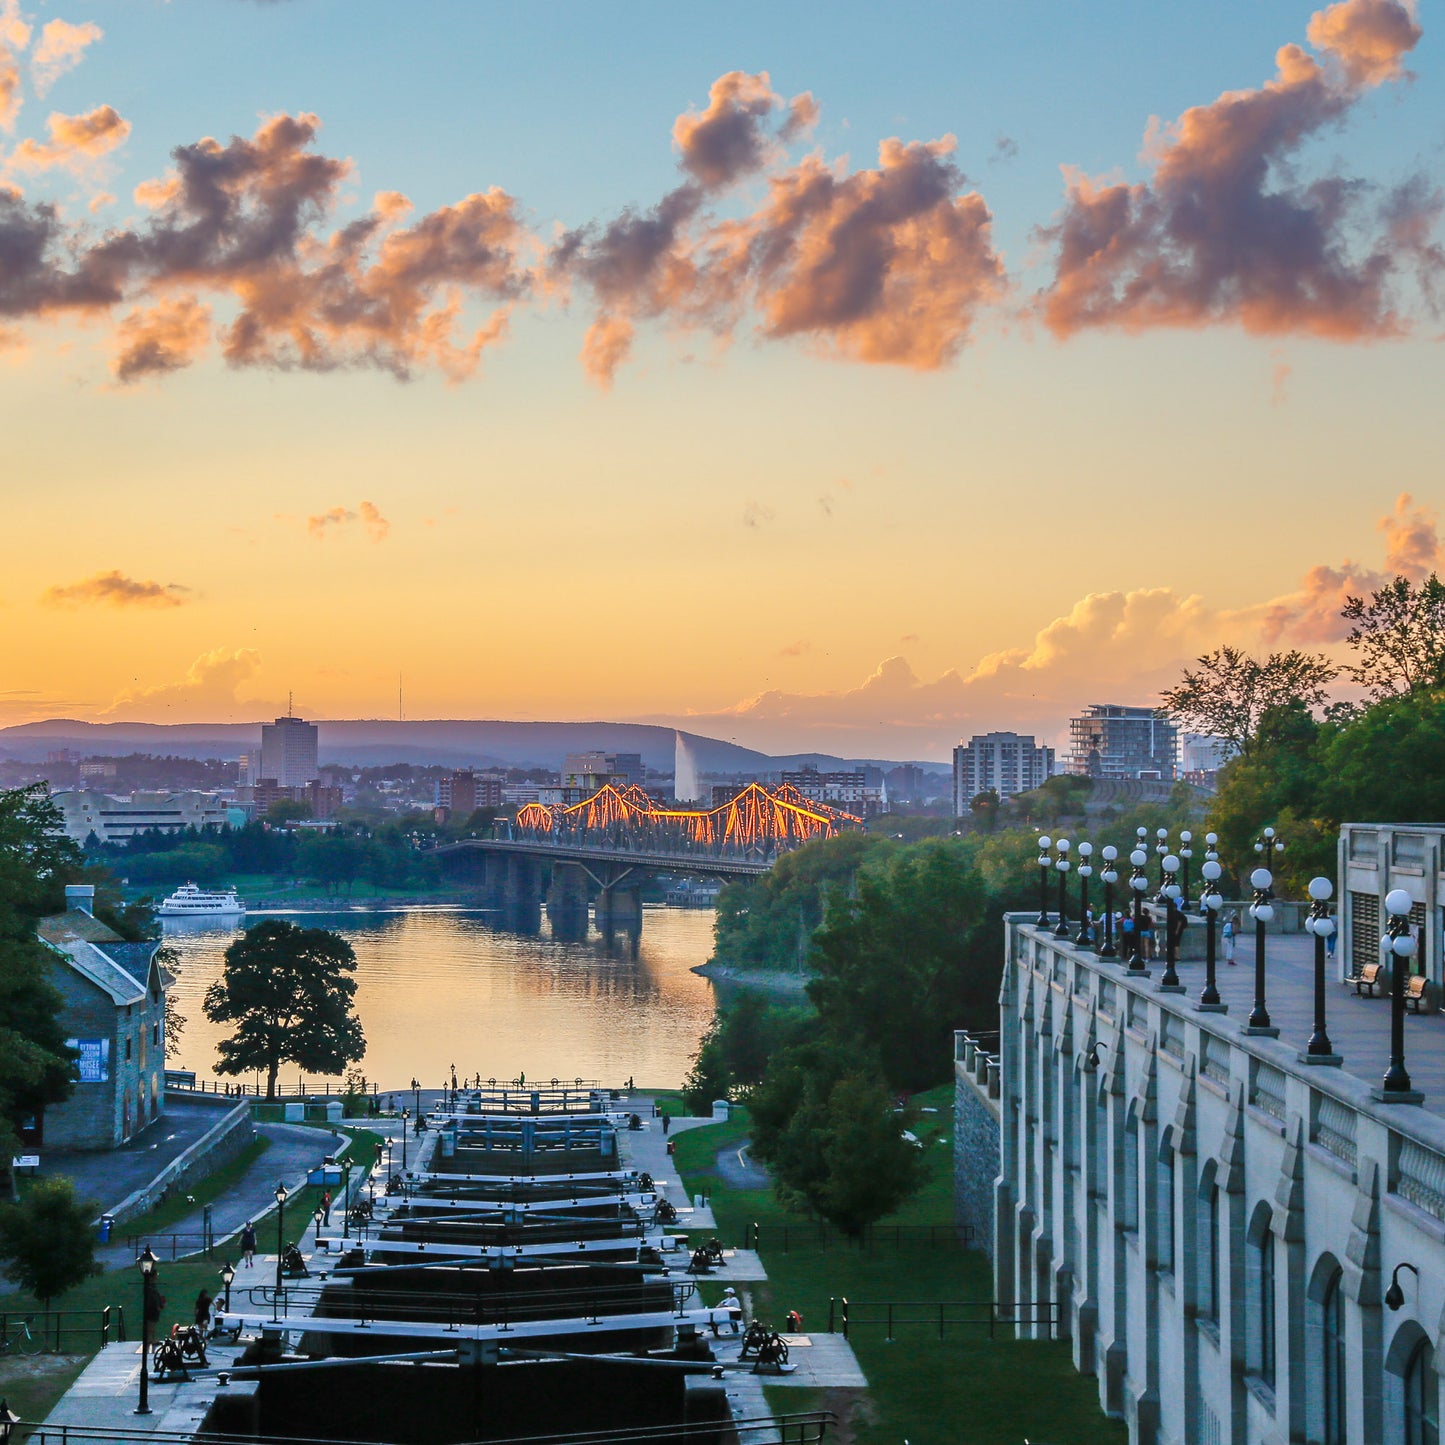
{"left": 1406, "top": 1338, "right": 1439, "bottom": 1445}
{"left": 1122, "top": 1110, "right": 1140, "bottom": 1230}
{"left": 1156, "top": 1141, "right": 1175, "bottom": 1273}
{"left": 1198, "top": 1171, "right": 1219, "bottom": 1324}
{"left": 1248, "top": 1205, "right": 1277, "bottom": 1391}
{"left": 1259, "top": 1229, "right": 1276, "bottom": 1387}
{"left": 1322, "top": 1269, "right": 1346, "bottom": 1445}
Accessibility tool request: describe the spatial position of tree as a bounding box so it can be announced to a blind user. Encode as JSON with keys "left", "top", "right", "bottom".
{"left": 1159, "top": 646, "right": 1337, "bottom": 758}
{"left": 0, "top": 1178, "right": 102, "bottom": 1319}
{"left": 266, "top": 799, "right": 312, "bottom": 825}
{"left": 969, "top": 790, "right": 1001, "bottom": 833}
{"left": 203, "top": 920, "right": 365, "bottom": 1098}
{"left": 1341, "top": 573, "right": 1445, "bottom": 699}
{"left": 1319, "top": 689, "right": 1445, "bottom": 825}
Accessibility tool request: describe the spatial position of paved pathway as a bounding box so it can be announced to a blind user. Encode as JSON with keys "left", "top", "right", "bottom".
{"left": 617, "top": 1106, "right": 719, "bottom": 1233}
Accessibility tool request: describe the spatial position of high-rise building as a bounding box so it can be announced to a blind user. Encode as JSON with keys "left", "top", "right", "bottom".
{"left": 259, "top": 715, "right": 319, "bottom": 787}
{"left": 562, "top": 752, "right": 646, "bottom": 791}
{"left": 952, "top": 732, "right": 1054, "bottom": 813}
{"left": 1064, "top": 704, "right": 1178, "bottom": 780}
{"left": 779, "top": 765, "right": 887, "bottom": 816}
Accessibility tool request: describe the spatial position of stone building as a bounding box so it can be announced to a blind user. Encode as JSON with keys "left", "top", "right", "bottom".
{"left": 1339, "top": 824, "right": 1444, "bottom": 1000}
{"left": 37, "top": 884, "right": 167, "bottom": 1150}
{"left": 962, "top": 910, "right": 1445, "bottom": 1445}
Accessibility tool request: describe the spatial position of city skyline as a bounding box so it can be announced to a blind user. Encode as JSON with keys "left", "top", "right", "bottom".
{"left": 3, "top": 0, "right": 1442, "bottom": 759}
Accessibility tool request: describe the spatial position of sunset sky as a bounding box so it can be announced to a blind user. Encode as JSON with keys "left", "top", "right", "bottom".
{"left": 2, "top": 0, "right": 1442, "bottom": 760}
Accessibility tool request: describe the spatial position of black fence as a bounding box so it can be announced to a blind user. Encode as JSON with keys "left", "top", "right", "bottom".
{"left": 826, "top": 1296, "right": 1056, "bottom": 1340}
{"left": 1, "top": 1307, "right": 124, "bottom": 1354}
{"left": 747, "top": 1220, "right": 977, "bottom": 1252}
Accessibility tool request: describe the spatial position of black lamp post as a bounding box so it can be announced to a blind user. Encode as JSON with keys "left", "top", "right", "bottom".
{"left": 1154, "top": 829, "right": 1170, "bottom": 894}
{"left": 1036, "top": 835, "right": 1053, "bottom": 927}
{"left": 401, "top": 1109, "right": 409, "bottom": 1171}
{"left": 1127, "top": 846, "right": 1149, "bottom": 973}
{"left": 1053, "top": 838, "right": 1071, "bottom": 939}
{"left": 313, "top": 1206, "right": 324, "bottom": 1246}
{"left": 219, "top": 1259, "right": 234, "bottom": 1314}
{"left": 1075, "top": 843, "right": 1094, "bottom": 947}
{"left": 1381, "top": 889, "right": 1419, "bottom": 1096}
{"left": 1159, "top": 853, "right": 1183, "bottom": 990}
{"left": 1198, "top": 856, "right": 1225, "bottom": 1010}
{"left": 341, "top": 1159, "right": 353, "bottom": 1240}
{"left": 1303, "top": 877, "right": 1339, "bottom": 1061}
{"left": 135, "top": 1245, "right": 159, "bottom": 1415}
{"left": 273, "top": 1182, "right": 287, "bottom": 1323}
{"left": 1246, "top": 864, "right": 1276, "bottom": 1032}
{"left": 1099, "top": 846, "right": 1119, "bottom": 958}
{"left": 412, "top": 1078, "right": 421, "bottom": 1123}
{"left": 1178, "top": 831, "right": 1194, "bottom": 909}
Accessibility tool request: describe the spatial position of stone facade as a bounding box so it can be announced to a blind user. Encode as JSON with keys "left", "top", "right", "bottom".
{"left": 1339, "top": 824, "right": 1444, "bottom": 999}
{"left": 953, "top": 1032, "right": 1000, "bottom": 1254}
{"left": 996, "top": 913, "right": 1445, "bottom": 1445}
{"left": 38, "top": 891, "right": 166, "bottom": 1150}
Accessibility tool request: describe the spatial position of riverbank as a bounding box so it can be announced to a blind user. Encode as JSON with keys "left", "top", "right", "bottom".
{"left": 691, "top": 960, "right": 810, "bottom": 995}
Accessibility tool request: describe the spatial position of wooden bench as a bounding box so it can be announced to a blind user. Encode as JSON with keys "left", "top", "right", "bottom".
{"left": 1347, "top": 962, "right": 1383, "bottom": 996}
{"left": 1406, "top": 974, "right": 1430, "bottom": 1013}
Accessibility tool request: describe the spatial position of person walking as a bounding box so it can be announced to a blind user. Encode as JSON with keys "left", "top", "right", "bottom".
{"left": 1222, "top": 913, "right": 1236, "bottom": 965}
{"left": 194, "top": 1288, "right": 213, "bottom": 1334}
{"left": 240, "top": 1221, "right": 257, "bottom": 1267}
{"left": 661, "top": 1113, "right": 671, "bottom": 1136}
{"left": 321, "top": 1190, "right": 332, "bottom": 1226}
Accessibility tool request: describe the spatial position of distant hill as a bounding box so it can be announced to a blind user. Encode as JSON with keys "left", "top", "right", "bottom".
{"left": 0, "top": 717, "right": 949, "bottom": 775}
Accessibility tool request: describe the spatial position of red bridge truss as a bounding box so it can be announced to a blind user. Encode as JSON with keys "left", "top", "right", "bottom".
{"left": 513, "top": 782, "right": 861, "bottom": 852}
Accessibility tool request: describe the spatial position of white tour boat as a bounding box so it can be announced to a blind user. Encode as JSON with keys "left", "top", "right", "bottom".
{"left": 158, "top": 883, "right": 246, "bottom": 918}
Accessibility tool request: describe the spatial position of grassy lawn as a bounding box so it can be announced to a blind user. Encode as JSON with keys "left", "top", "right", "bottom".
{"left": 672, "top": 1100, "right": 1125, "bottom": 1445}
{"left": 117, "top": 1138, "right": 270, "bottom": 1239}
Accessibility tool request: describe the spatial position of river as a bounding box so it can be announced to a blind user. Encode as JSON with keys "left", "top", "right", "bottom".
{"left": 159, "top": 905, "right": 719, "bottom": 1092}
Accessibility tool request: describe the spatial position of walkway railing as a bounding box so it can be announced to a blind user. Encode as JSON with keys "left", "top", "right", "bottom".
{"left": 747, "top": 1221, "right": 977, "bottom": 1252}
{"left": 1, "top": 1307, "right": 122, "bottom": 1354}
{"left": 826, "top": 1297, "right": 1056, "bottom": 1341}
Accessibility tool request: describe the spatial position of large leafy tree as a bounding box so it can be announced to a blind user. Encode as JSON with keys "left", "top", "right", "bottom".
{"left": 0, "top": 1177, "right": 101, "bottom": 1318}
{"left": 1319, "top": 689, "right": 1445, "bottom": 824}
{"left": 1159, "top": 646, "right": 1337, "bottom": 758}
{"left": 203, "top": 920, "right": 365, "bottom": 1098}
{"left": 0, "top": 786, "right": 84, "bottom": 1167}
{"left": 1341, "top": 573, "right": 1445, "bottom": 699}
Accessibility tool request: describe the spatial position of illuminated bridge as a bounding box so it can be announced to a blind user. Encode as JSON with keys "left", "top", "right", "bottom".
{"left": 432, "top": 783, "right": 861, "bottom": 936}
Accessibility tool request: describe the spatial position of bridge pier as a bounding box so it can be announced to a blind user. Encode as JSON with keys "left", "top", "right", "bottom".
{"left": 502, "top": 854, "right": 542, "bottom": 934}
{"left": 546, "top": 862, "right": 591, "bottom": 942}
{"left": 597, "top": 882, "right": 643, "bottom": 940}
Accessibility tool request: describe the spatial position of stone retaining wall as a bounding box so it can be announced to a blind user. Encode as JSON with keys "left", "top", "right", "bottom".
{"left": 953, "top": 1035, "right": 1000, "bottom": 1256}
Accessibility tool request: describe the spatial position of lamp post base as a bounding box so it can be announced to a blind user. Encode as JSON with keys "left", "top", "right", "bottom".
{"left": 1195, "top": 1002, "right": 1229, "bottom": 1014}
{"left": 1371, "top": 1086, "right": 1424, "bottom": 1105}
{"left": 1242, "top": 1025, "right": 1280, "bottom": 1038}
{"left": 1299, "top": 1051, "right": 1342, "bottom": 1067}
{"left": 1157, "top": 983, "right": 1186, "bottom": 995}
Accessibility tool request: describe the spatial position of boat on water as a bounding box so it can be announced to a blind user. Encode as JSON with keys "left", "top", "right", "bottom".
{"left": 158, "top": 883, "right": 246, "bottom": 918}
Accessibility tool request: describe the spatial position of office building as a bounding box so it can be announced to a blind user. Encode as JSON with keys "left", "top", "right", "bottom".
{"left": 435, "top": 770, "right": 504, "bottom": 817}
{"left": 1065, "top": 704, "right": 1179, "bottom": 780}
{"left": 50, "top": 789, "right": 229, "bottom": 845}
{"left": 779, "top": 765, "right": 886, "bottom": 816}
{"left": 562, "top": 752, "right": 646, "bottom": 792}
{"left": 952, "top": 732, "right": 1054, "bottom": 812}
{"left": 260, "top": 714, "right": 319, "bottom": 787}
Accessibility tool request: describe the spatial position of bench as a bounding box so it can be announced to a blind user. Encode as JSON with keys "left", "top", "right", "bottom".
{"left": 1406, "top": 974, "right": 1430, "bottom": 1013}
{"left": 1347, "top": 963, "right": 1383, "bottom": 996}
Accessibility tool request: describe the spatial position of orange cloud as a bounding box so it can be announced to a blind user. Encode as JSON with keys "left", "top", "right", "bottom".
{"left": 0, "top": 0, "right": 31, "bottom": 132}
{"left": 1039, "top": 0, "right": 1436, "bottom": 341}
{"left": 306, "top": 500, "right": 391, "bottom": 542}
{"left": 672, "top": 70, "right": 815, "bottom": 189}
{"left": 10, "top": 104, "right": 130, "bottom": 171}
{"left": 30, "top": 18, "right": 102, "bottom": 96}
{"left": 42, "top": 569, "right": 192, "bottom": 609}
{"left": 111, "top": 295, "right": 211, "bottom": 381}
{"left": 102, "top": 647, "right": 263, "bottom": 720}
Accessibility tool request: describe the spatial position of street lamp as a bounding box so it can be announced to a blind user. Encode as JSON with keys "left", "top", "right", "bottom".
{"left": 1303, "top": 878, "right": 1339, "bottom": 1062}
{"left": 1075, "top": 843, "right": 1094, "bottom": 947}
{"left": 1098, "top": 847, "right": 1119, "bottom": 958}
{"left": 1053, "top": 838, "right": 1071, "bottom": 940}
{"left": 1246, "top": 865, "right": 1277, "bottom": 1034}
{"left": 135, "top": 1245, "right": 159, "bottom": 1415}
{"left": 341, "top": 1159, "right": 354, "bottom": 1240}
{"left": 1159, "top": 855, "right": 1183, "bottom": 991}
{"left": 1381, "top": 889, "right": 1419, "bottom": 1097}
{"left": 1127, "top": 847, "right": 1149, "bottom": 973}
{"left": 411, "top": 1078, "right": 421, "bottom": 1123}
{"left": 401, "top": 1109, "right": 409, "bottom": 1171}
{"left": 1198, "top": 857, "right": 1225, "bottom": 1011}
{"left": 273, "top": 1182, "right": 287, "bottom": 1323}
{"left": 219, "top": 1260, "right": 235, "bottom": 1314}
{"left": 1036, "top": 835, "right": 1053, "bottom": 927}
{"left": 313, "top": 1206, "right": 324, "bottom": 1245}
{"left": 1179, "top": 831, "right": 1193, "bottom": 909}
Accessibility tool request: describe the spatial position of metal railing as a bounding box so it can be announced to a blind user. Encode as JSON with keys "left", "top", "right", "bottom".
{"left": 120, "top": 1231, "right": 214, "bottom": 1260}
{"left": 1, "top": 1307, "right": 123, "bottom": 1353}
{"left": 747, "top": 1220, "right": 977, "bottom": 1252}
{"left": 826, "top": 1297, "right": 1056, "bottom": 1340}
{"left": 13, "top": 1413, "right": 834, "bottom": 1445}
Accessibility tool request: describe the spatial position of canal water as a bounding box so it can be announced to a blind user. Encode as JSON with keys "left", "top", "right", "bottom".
{"left": 160, "top": 905, "right": 718, "bottom": 1092}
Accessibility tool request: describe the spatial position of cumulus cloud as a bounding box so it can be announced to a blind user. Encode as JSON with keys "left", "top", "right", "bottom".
{"left": 42, "top": 569, "right": 191, "bottom": 608}
{"left": 9, "top": 103, "right": 129, "bottom": 171}
{"left": 554, "top": 73, "right": 1005, "bottom": 385}
{"left": 305, "top": 499, "right": 390, "bottom": 542}
{"left": 651, "top": 493, "right": 1445, "bottom": 754}
{"left": 31, "top": 18, "right": 102, "bottom": 95}
{"left": 0, "top": 0, "right": 31, "bottom": 131}
{"left": 1038, "top": 0, "right": 1437, "bottom": 341}
{"left": 111, "top": 294, "right": 211, "bottom": 381}
{"left": 103, "top": 647, "right": 263, "bottom": 719}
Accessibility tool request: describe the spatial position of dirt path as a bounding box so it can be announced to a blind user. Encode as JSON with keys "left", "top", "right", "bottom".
{"left": 715, "top": 1136, "right": 770, "bottom": 1191}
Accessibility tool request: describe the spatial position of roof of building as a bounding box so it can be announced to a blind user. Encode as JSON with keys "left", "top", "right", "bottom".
{"left": 38, "top": 909, "right": 162, "bottom": 1006}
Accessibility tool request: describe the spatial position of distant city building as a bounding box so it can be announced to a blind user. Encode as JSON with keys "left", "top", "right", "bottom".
{"left": 885, "top": 763, "right": 938, "bottom": 806}
{"left": 237, "top": 751, "right": 260, "bottom": 787}
{"left": 952, "top": 732, "right": 1055, "bottom": 813}
{"left": 50, "top": 789, "right": 229, "bottom": 845}
{"left": 562, "top": 752, "right": 645, "bottom": 793}
{"left": 259, "top": 714, "right": 319, "bottom": 787}
{"left": 77, "top": 761, "right": 117, "bottom": 782}
{"left": 779, "top": 765, "right": 886, "bottom": 816}
{"left": 35, "top": 885, "right": 166, "bottom": 1149}
{"left": 435, "top": 770, "right": 503, "bottom": 817}
{"left": 245, "top": 778, "right": 342, "bottom": 820}
{"left": 501, "top": 783, "right": 543, "bottom": 807}
{"left": 1064, "top": 704, "right": 1178, "bottom": 780}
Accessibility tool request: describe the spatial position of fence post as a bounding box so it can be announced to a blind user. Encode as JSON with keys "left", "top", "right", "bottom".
{"left": 101, "top": 1305, "right": 110, "bottom": 1347}
{"left": 117, "top": 1303, "right": 127, "bottom": 1343}
{"left": 989, "top": 1300, "right": 996, "bottom": 1341}
{"left": 939, "top": 1303, "right": 944, "bottom": 1341}
{"left": 840, "top": 1298, "right": 849, "bottom": 1339}
{"left": 885, "top": 1303, "right": 894, "bottom": 1343}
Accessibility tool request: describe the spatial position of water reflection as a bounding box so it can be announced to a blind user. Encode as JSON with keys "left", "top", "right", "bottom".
{"left": 161, "top": 906, "right": 718, "bottom": 1090}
